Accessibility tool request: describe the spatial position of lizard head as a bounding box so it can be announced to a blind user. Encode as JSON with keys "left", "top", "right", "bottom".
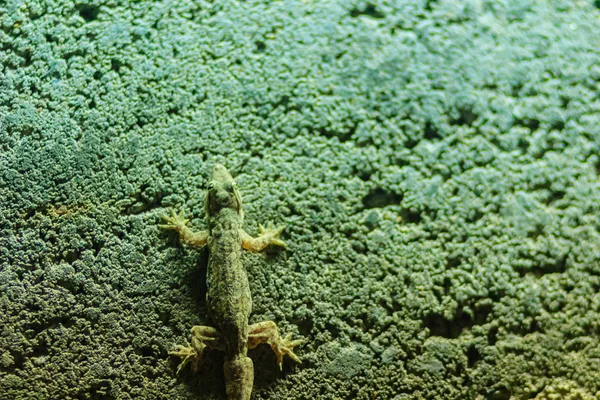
{"left": 205, "top": 164, "right": 243, "bottom": 217}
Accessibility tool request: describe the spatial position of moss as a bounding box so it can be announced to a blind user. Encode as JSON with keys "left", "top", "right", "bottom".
{"left": 1, "top": 0, "right": 600, "bottom": 399}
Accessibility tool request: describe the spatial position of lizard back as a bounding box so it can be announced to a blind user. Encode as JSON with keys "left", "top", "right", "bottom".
{"left": 206, "top": 209, "right": 252, "bottom": 354}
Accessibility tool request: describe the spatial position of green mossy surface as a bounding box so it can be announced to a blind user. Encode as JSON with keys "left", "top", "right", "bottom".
{"left": 1, "top": 0, "right": 600, "bottom": 399}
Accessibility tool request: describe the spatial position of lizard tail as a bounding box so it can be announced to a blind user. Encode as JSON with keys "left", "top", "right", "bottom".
{"left": 224, "top": 356, "right": 254, "bottom": 400}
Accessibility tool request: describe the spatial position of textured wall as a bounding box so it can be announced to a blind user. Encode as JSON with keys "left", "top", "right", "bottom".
{"left": 1, "top": 0, "right": 599, "bottom": 399}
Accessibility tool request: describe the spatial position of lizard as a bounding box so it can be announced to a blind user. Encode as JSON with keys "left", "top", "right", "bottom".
{"left": 160, "top": 164, "right": 302, "bottom": 400}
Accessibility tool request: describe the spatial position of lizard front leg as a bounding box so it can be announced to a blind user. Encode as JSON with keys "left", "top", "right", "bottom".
{"left": 160, "top": 208, "right": 209, "bottom": 247}
{"left": 169, "top": 325, "right": 224, "bottom": 374}
{"left": 248, "top": 321, "right": 302, "bottom": 369}
{"left": 241, "top": 223, "right": 287, "bottom": 252}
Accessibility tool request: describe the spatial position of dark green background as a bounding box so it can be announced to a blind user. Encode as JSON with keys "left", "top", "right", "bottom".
{"left": 1, "top": 0, "right": 599, "bottom": 399}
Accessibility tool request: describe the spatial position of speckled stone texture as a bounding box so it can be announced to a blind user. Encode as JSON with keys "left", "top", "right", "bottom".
{"left": 1, "top": 0, "right": 599, "bottom": 399}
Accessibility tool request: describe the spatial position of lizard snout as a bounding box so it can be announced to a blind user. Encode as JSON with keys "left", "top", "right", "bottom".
{"left": 211, "top": 164, "right": 234, "bottom": 182}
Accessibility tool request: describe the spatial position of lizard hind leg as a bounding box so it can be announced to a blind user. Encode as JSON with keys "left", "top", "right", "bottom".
{"left": 169, "top": 325, "right": 222, "bottom": 374}
{"left": 248, "top": 321, "right": 303, "bottom": 370}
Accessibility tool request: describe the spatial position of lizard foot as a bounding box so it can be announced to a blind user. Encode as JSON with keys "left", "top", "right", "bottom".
{"left": 242, "top": 223, "right": 287, "bottom": 252}
{"left": 248, "top": 321, "right": 303, "bottom": 370}
{"left": 258, "top": 222, "right": 287, "bottom": 249}
{"left": 159, "top": 209, "right": 209, "bottom": 247}
{"left": 159, "top": 208, "right": 189, "bottom": 232}
{"left": 169, "top": 325, "right": 222, "bottom": 374}
{"left": 276, "top": 332, "right": 303, "bottom": 365}
{"left": 169, "top": 343, "right": 202, "bottom": 374}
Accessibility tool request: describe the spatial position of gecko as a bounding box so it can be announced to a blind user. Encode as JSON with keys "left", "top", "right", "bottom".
{"left": 160, "top": 164, "right": 302, "bottom": 400}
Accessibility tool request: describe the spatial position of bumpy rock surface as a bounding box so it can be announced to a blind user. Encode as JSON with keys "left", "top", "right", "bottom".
{"left": 1, "top": 1, "right": 599, "bottom": 399}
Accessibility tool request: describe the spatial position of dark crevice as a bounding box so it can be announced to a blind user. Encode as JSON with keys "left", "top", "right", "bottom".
{"left": 508, "top": 318, "right": 540, "bottom": 336}
{"left": 77, "top": 4, "right": 100, "bottom": 22}
{"left": 274, "top": 95, "right": 303, "bottom": 113}
{"left": 485, "top": 386, "right": 511, "bottom": 400}
{"left": 549, "top": 190, "right": 566, "bottom": 204}
{"left": 185, "top": 249, "right": 209, "bottom": 310}
{"left": 487, "top": 325, "right": 498, "bottom": 345}
{"left": 358, "top": 312, "right": 376, "bottom": 333}
{"left": 362, "top": 188, "right": 402, "bottom": 209}
{"left": 511, "top": 82, "right": 523, "bottom": 97}
{"left": 352, "top": 240, "right": 367, "bottom": 254}
{"left": 62, "top": 49, "right": 87, "bottom": 61}
{"left": 25, "top": 316, "right": 75, "bottom": 335}
{"left": 466, "top": 344, "right": 480, "bottom": 368}
{"left": 488, "top": 289, "right": 506, "bottom": 303}
{"left": 89, "top": 380, "right": 114, "bottom": 400}
{"left": 30, "top": 345, "right": 49, "bottom": 359}
{"left": 517, "top": 137, "right": 530, "bottom": 153}
{"left": 170, "top": 349, "right": 225, "bottom": 394}
{"left": 276, "top": 95, "right": 289, "bottom": 109}
{"left": 446, "top": 256, "right": 460, "bottom": 270}
{"left": 450, "top": 106, "right": 478, "bottom": 126}
{"left": 378, "top": 298, "right": 396, "bottom": 314}
{"left": 532, "top": 181, "right": 566, "bottom": 205}
{"left": 254, "top": 40, "right": 266, "bottom": 53}
{"left": 424, "top": 121, "right": 441, "bottom": 140}
{"left": 551, "top": 119, "right": 565, "bottom": 131}
{"left": 250, "top": 345, "right": 282, "bottom": 386}
{"left": 290, "top": 316, "right": 314, "bottom": 337}
{"left": 424, "top": 303, "right": 492, "bottom": 339}
{"left": 515, "top": 252, "right": 569, "bottom": 278}
{"left": 442, "top": 277, "right": 452, "bottom": 295}
{"left": 22, "top": 49, "right": 32, "bottom": 66}
{"left": 63, "top": 250, "right": 81, "bottom": 264}
{"left": 354, "top": 167, "right": 372, "bottom": 182}
{"left": 465, "top": 209, "right": 484, "bottom": 223}
{"left": 325, "top": 322, "right": 340, "bottom": 338}
{"left": 136, "top": 345, "right": 156, "bottom": 358}
{"left": 400, "top": 208, "right": 422, "bottom": 224}
{"left": 111, "top": 59, "right": 123, "bottom": 73}
{"left": 424, "top": 0, "right": 439, "bottom": 12}
{"left": 526, "top": 223, "right": 544, "bottom": 240}
{"left": 404, "top": 137, "right": 420, "bottom": 149}
{"left": 350, "top": 3, "right": 386, "bottom": 19}
{"left": 123, "top": 185, "right": 165, "bottom": 215}
{"left": 513, "top": 117, "right": 540, "bottom": 132}
{"left": 318, "top": 125, "right": 355, "bottom": 142}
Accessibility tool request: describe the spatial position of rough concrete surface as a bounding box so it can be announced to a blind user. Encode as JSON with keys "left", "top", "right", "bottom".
{"left": 1, "top": 0, "right": 600, "bottom": 399}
